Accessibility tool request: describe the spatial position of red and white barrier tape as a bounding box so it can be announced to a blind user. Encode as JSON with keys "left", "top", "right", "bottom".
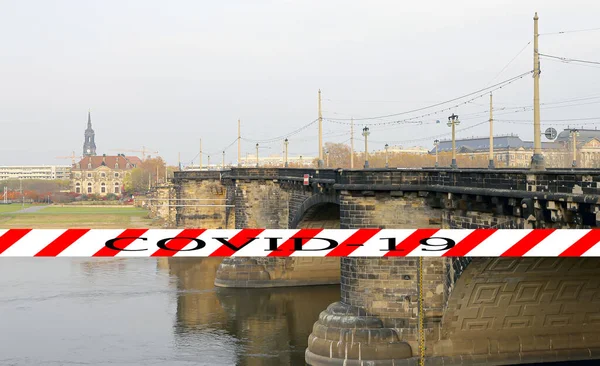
{"left": 0, "top": 228, "right": 599, "bottom": 257}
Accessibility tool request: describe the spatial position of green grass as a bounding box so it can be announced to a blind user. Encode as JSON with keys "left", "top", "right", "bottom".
{"left": 0, "top": 204, "right": 33, "bottom": 213}
{"left": 0, "top": 205, "right": 155, "bottom": 228}
{"left": 37, "top": 206, "right": 148, "bottom": 215}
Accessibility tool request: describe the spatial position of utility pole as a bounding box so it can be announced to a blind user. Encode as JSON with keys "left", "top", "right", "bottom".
{"left": 434, "top": 139, "right": 440, "bottom": 168}
{"left": 255, "top": 143, "right": 259, "bottom": 168}
{"left": 531, "top": 12, "right": 545, "bottom": 170}
{"left": 318, "top": 89, "right": 324, "bottom": 168}
{"left": 385, "top": 144, "right": 389, "bottom": 168}
{"left": 447, "top": 114, "right": 460, "bottom": 168}
{"left": 362, "top": 126, "right": 370, "bottom": 168}
{"left": 350, "top": 118, "right": 355, "bottom": 169}
{"left": 284, "top": 139, "right": 289, "bottom": 167}
{"left": 570, "top": 128, "right": 579, "bottom": 168}
{"left": 222, "top": 151, "right": 225, "bottom": 170}
{"left": 489, "top": 93, "right": 495, "bottom": 169}
{"left": 237, "top": 119, "right": 241, "bottom": 167}
{"left": 208, "top": 155, "right": 211, "bottom": 170}
{"left": 199, "top": 138, "right": 203, "bottom": 170}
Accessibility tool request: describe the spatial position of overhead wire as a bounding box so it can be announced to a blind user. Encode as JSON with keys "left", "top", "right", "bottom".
{"left": 323, "top": 71, "right": 532, "bottom": 122}
{"left": 539, "top": 53, "right": 600, "bottom": 66}
{"left": 540, "top": 27, "right": 600, "bottom": 35}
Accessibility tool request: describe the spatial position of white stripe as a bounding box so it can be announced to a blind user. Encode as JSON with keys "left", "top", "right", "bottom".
{"left": 1, "top": 229, "right": 65, "bottom": 256}
{"left": 233, "top": 229, "right": 296, "bottom": 256}
{"left": 524, "top": 230, "right": 589, "bottom": 257}
{"left": 580, "top": 231, "right": 600, "bottom": 257}
{"left": 174, "top": 229, "right": 233, "bottom": 257}
{"left": 291, "top": 229, "right": 355, "bottom": 257}
{"left": 59, "top": 229, "right": 125, "bottom": 257}
{"left": 350, "top": 230, "right": 414, "bottom": 257}
{"left": 407, "top": 229, "right": 475, "bottom": 256}
{"left": 466, "top": 230, "right": 531, "bottom": 257}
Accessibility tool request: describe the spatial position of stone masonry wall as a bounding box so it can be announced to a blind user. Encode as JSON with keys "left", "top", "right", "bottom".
{"left": 339, "top": 190, "right": 446, "bottom": 340}
{"left": 175, "top": 178, "right": 232, "bottom": 229}
{"left": 234, "top": 180, "right": 289, "bottom": 229}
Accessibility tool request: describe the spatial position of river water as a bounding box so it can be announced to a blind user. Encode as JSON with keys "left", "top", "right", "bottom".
{"left": 0, "top": 258, "right": 339, "bottom": 366}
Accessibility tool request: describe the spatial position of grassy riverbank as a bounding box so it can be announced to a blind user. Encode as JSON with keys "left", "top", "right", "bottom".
{"left": 0, "top": 205, "right": 156, "bottom": 228}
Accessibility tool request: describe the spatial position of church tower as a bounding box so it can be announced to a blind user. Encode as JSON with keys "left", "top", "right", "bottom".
{"left": 83, "top": 110, "right": 97, "bottom": 156}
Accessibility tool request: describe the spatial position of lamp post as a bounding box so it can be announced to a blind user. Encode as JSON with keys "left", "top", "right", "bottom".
{"left": 447, "top": 114, "right": 460, "bottom": 168}
{"left": 255, "top": 143, "right": 259, "bottom": 168}
{"left": 362, "top": 126, "right": 370, "bottom": 168}
{"left": 326, "top": 149, "right": 330, "bottom": 167}
{"left": 284, "top": 138, "right": 289, "bottom": 167}
{"left": 434, "top": 139, "right": 440, "bottom": 168}
{"left": 385, "top": 144, "right": 389, "bottom": 168}
{"left": 222, "top": 151, "right": 225, "bottom": 170}
{"left": 570, "top": 128, "right": 580, "bottom": 168}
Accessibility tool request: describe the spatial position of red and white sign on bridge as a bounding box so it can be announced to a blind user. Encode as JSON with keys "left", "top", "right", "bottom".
{"left": 0, "top": 229, "right": 599, "bottom": 257}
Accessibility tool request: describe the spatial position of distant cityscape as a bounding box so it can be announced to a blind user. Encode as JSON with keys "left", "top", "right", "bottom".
{"left": 2, "top": 111, "right": 600, "bottom": 197}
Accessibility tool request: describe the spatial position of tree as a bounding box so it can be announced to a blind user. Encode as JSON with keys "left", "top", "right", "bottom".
{"left": 122, "top": 157, "right": 168, "bottom": 195}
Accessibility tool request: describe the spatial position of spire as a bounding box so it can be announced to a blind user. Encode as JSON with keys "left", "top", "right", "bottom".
{"left": 87, "top": 109, "right": 92, "bottom": 129}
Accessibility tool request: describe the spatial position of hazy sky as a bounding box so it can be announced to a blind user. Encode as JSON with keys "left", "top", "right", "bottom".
{"left": 1, "top": 0, "right": 599, "bottom": 166}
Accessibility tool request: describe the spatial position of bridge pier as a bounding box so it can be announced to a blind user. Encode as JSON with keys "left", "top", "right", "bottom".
{"left": 306, "top": 192, "right": 600, "bottom": 365}
{"left": 306, "top": 190, "right": 445, "bottom": 365}
{"left": 214, "top": 170, "right": 341, "bottom": 288}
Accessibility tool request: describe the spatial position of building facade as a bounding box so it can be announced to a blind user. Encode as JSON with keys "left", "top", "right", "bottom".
{"left": 71, "top": 154, "right": 142, "bottom": 196}
{"left": 0, "top": 165, "right": 71, "bottom": 180}
{"left": 427, "top": 132, "right": 597, "bottom": 168}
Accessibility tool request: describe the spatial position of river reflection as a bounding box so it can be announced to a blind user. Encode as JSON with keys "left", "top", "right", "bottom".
{"left": 0, "top": 258, "right": 338, "bottom": 366}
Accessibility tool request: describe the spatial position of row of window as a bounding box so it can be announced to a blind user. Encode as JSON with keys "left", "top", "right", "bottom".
{"left": 75, "top": 182, "right": 120, "bottom": 194}
{"left": 78, "top": 163, "right": 131, "bottom": 169}
{"left": 76, "top": 172, "right": 120, "bottom": 178}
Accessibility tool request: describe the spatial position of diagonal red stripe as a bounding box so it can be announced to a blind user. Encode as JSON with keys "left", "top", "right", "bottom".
{"left": 443, "top": 229, "right": 497, "bottom": 257}
{"left": 150, "top": 229, "right": 206, "bottom": 257}
{"left": 93, "top": 228, "right": 149, "bottom": 257}
{"left": 501, "top": 229, "right": 556, "bottom": 257}
{"left": 384, "top": 229, "right": 440, "bottom": 257}
{"left": 559, "top": 229, "right": 600, "bottom": 257}
{"left": 35, "top": 229, "right": 90, "bottom": 257}
{"left": 0, "top": 229, "right": 32, "bottom": 255}
{"left": 326, "top": 229, "right": 381, "bottom": 257}
{"left": 209, "top": 228, "right": 265, "bottom": 257}
{"left": 268, "top": 229, "right": 323, "bottom": 257}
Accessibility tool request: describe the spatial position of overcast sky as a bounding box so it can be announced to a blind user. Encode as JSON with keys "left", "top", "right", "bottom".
{"left": 1, "top": 0, "right": 599, "bottom": 166}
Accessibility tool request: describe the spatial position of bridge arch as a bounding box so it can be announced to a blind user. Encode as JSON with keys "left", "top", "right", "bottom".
{"left": 289, "top": 194, "right": 340, "bottom": 229}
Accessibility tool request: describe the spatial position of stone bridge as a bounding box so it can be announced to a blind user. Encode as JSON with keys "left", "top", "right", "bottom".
{"left": 150, "top": 167, "right": 600, "bottom": 365}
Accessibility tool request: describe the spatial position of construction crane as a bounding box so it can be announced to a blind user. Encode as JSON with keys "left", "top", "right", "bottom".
{"left": 110, "top": 146, "right": 159, "bottom": 161}
{"left": 55, "top": 151, "right": 80, "bottom": 165}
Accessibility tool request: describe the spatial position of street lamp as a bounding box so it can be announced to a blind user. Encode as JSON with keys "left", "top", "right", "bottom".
{"left": 284, "top": 139, "right": 289, "bottom": 167}
{"left": 570, "top": 129, "right": 580, "bottom": 168}
{"left": 434, "top": 139, "right": 440, "bottom": 168}
{"left": 447, "top": 114, "right": 460, "bottom": 168}
{"left": 255, "top": 143, "right": 259, "bottom": 168}
{"left": 385, "top": 144, "right": 389, "bottom": 168}
{"left": 326, "top": 149, "right": 330, "bottom": 167}
{"left": 362, "top": 126, "right": 370, "bottom": 168}
{"left": 222, "top": 151, "right": 225, "bottom": 170}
